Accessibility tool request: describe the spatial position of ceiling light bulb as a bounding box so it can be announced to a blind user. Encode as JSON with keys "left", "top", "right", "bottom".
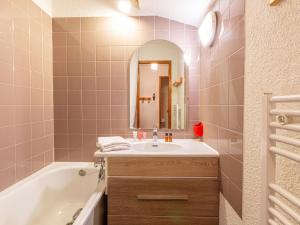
{"left": 151, "top": 63, "right": 158, "bottom": 71}
{"left": 118, "top": 0, "right": 132, "bottom": 14}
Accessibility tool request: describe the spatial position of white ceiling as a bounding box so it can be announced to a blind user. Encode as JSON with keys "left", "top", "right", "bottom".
{"left": 32, "top": 0, "right": 215, "bottom": 27}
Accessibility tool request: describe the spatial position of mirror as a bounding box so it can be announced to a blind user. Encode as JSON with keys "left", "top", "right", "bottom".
{"left": 129, "top": 40, "right": 187, "bottom": 130}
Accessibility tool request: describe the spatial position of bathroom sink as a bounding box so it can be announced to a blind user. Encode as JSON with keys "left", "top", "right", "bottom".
{"left": 131, "top": 142, "right": 183, "bottom": 152}
{"left": 94, "top": 139, "right": 219, "bottom": 157}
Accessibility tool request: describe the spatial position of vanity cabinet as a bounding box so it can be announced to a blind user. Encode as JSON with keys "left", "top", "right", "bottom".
{"left": 106, "top": 157, "right": 219, "bottom": 225}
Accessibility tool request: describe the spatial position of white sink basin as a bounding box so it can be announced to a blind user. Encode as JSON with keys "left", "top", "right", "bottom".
{"left": 131, "top": 142, "right": 183, "bottom": 152}
{"left": 94, "top": 139, "right": 219, "bottom": 157}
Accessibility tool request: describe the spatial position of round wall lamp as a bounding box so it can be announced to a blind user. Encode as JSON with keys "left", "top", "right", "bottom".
{"left": 198, "top": 11, "right": 218, "bottom": 47}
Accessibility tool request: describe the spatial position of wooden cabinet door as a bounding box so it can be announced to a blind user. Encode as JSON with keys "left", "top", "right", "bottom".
{"left": 108, "top": 177, "right": 219, "bottom": 217}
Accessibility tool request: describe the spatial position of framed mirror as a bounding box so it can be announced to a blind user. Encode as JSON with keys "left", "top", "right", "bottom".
{"left": 129, "top": 40, "right": 188, "bottom": 130}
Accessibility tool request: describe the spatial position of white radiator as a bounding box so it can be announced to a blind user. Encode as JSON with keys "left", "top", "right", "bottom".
{"left": 261, "top": 94, "right": 300, "bottom": 225}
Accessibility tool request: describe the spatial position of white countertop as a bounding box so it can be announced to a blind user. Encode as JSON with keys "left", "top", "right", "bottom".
{"left": 94, "top": 139, "right": 219, "bottom": 158}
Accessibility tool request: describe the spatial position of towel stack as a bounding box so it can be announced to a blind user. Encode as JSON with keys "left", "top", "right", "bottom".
{"left": 97, "top": 136, "right": 131, "bottom": 152}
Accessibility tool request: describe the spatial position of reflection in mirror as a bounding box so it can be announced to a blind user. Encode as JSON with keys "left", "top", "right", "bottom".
{"left": 129, "top": 40, "right": 187, "bottom": 130}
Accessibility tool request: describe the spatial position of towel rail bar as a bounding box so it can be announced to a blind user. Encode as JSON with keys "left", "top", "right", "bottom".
{"left": 269, "top": 184, "right": 300, "bottom": 208}
{"left": 268, "top": 207, "right": 293, "bottom": 225}
{"left": 269, "top": 134, "right": 300, "bottom": 148}
{"left": 270, "top": 95, "right": 300, "bottom": 102}
{"left": 270, "top": 109, "right": 300, "bottom": 117}
{"left": 270, "top": 122, "right": 300, "bottom": 132}
{"left": 269, "top": 147, "right": 300, "bottom": 162}
{"left": 269, "top": 195, "right": 300, "bottom": 222}
{"left": 268, "top": 219, "right": 279, "bottom": 225}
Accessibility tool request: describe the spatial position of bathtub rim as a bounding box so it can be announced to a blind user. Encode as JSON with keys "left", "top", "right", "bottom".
{"left": 73, "top": 191, "right": 104, "bottom": 225}
{"left": 0, "top": 162, "right": 100, "bottom": 199}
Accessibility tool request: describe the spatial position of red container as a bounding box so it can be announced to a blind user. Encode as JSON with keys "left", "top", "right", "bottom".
{"left": 193, "top": 122, "right": 204, "bottom": 137}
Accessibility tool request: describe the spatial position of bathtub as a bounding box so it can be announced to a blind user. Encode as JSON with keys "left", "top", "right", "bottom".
{"left": 0, "top": 162, "right": 106, "bottom": 225}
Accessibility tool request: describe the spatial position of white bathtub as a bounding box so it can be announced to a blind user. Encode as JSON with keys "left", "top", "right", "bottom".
{"left": 0, "top": 162, "right": 106, "bottom": 225}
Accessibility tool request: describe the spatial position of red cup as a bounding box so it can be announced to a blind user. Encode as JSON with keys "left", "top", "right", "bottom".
{"left": 193, "top": 122, "right": 204, "bottom": 137}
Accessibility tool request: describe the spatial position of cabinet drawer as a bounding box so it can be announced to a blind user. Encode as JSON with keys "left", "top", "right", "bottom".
{"left": 107, "top": 157, "right": 219, "bottom": 177}
{"left": 108, "top": 215, "right": 219, "bottom": 225}
{"left": 108, "top": 177, "right": 219, "bottom": 217}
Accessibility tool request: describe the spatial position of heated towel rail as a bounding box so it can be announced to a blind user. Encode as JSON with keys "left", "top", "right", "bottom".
{"left": 262, "top": 94, "right": 300, "bottom": 225}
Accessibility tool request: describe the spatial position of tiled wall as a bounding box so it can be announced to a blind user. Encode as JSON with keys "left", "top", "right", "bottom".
{"left": 0, "top": 0, "right": 54, "bottom": 191}
{"left": 199, "top": 0, "right": 244, "bottom": 217}
{"left": 52, "top": 16, "right": 201, "bottom": 162}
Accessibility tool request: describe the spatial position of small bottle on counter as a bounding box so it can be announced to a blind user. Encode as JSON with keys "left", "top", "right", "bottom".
{"left": 168, "top": 133, "right": 173, "bottom": 142}
{"left": 164, "top": 133, "right": 169, "bottom": 142}
{"left": 132, "top": 130, "right": 137, "bottom": 141}
{"left": 143, "top": 131, "right": 147, "bottom": 139}
{"left": 137, "top": 129, "right": 143, "bottom": 140}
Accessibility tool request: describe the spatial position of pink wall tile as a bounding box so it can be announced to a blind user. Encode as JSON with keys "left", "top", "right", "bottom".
{"left": 96, "top": 61, "right": 110, "bottom": 76}
{"left": 96, "top": 46, "right": 110, "bottom": 61}
{"left": 0, "top": 146, "right": 15, "bottom": 170}
{"left": 229, "top": 77, "right": 244, "bottom": 105}
{"left": 67, "top": 62, "right": 82, "bottom": 76}
{"left": 67, "top": 32, "right": 81, "bottom": 46}
{"left": 199, "top": 0, "right": 244, "bottom": 217}
{"left": 15, "top": 159, "right": 31, "bottom": 181}
{"left": 111, "top": 77, "right": 127, "bottom": 90}
{"left": 15, "top": 142, "right": 31, "bottom": 164}
{"left": 155, "top": 17, "right": 169, "bottom": 30}
{"left": 54, "top": 148, "right": 69, "bottom": 161}
{"left": 170, "top": 20, "right": 184, "bottom": 30}
{"left": 229, "top": 47, "right": 244, "bottom": 79}
{"left": 14, "top": 106, "right": 31, "bottom": 125}
{"left": 68, "top": 77, "right": 81, "bottom": 90}
{"left": 0, "top": 62, "right": 13, "bottom": 85}
{"left": 0, "top": 0, "right": 54, "bottom": 190}
{"left": 140, "top": 16, "right": 154, "bottom": 30}
{"left": 31, "top": 122, "right": 45, "bottom": 139}
{"left": 83, "top": 106, "right": 97, "bottom": 120}
{"left": 111, "top": 46, "right": 125, "bottom": 61}
{"left": 67, "top": 106, "right": 81, "bottom": 120}
{"left": 31, "top": 154, "right": 45, "bottom": 172}
{"left": 30, "top": 105, "right": 44, "bottom": 123}
{"left": 0, "top": 106, "right": 13, "bottom": 127}
{"left": 96, "top": 77, "right": 110, "bottom": 90}
{"left": 97, "top": 105, "right": 111, "bottom": 120}
{"left": 53, "top": 33, "right": 67, "bottom": 46}
{"left": 83, "top": 120, "right": 97, "bottom": 134}
{"left": 97, "top": 91, "right": 111, "bottom": 105}
{"left": 111, "top": 91, "right": 127, "bottom": 105}
{"left": 82, "top": 91, "right": 97, "bottom": 105}
{"left": 82, "top": 62, "right": 96, "bottom": 76}
{"left": 0, "top": 166, "right": 15, "bottom": 191}
{"left": 111, "top": 61, "right": 126, "bottom": 76}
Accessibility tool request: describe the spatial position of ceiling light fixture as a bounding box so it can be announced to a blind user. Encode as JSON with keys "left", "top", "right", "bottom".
{"left": 118, "top": 0, "right": 132, "bottom": 14}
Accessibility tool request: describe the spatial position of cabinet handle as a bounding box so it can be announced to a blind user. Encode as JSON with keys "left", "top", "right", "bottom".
{"left": 137, "top": 194, "right": 189, "bottom": 201}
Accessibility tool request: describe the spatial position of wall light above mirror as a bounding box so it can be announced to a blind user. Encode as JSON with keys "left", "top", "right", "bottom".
{"left": 198, "top": 11, "right": 217, "bottom": 47}
{"left": 129, "top": 40, "right": 188, "bottom": 130}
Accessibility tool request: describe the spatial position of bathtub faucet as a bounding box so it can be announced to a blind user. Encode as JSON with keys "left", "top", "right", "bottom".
{"left": 94, "top": 158, "right": 105, "bottom": 181}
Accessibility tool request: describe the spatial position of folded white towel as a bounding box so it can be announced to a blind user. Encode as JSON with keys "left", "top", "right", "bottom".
{"left": 97, "top": 136, "right": 130, "bottom": 152}
{"left": 101, "top": 145, "right": 130, "bottom": 152}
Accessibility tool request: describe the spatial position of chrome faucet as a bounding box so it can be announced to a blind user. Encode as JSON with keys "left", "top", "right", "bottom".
{"left": 152, "top": 126, "right": 158, "bottom": 147}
